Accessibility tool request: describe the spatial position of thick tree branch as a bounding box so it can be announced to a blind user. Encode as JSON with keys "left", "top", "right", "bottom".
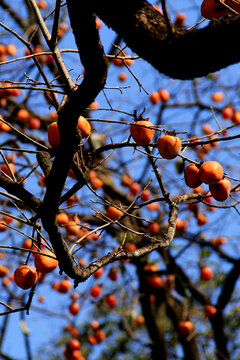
{"left": 40, "top": 1, "right": 109, "bottom": 281}
{"left": 93, "top": 0, "right": 240, "bottom": 79}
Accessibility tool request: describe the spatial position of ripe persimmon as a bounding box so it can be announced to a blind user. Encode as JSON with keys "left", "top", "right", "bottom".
{"left": 204, "top": 304, "right": 217, "bottom": 318}
{"left": 69, "top": 302, "right": 80, "bottom": 316}
{"left": 209, "top": 178, "right": 231, "bottom": 202}
{"left": 107, "top": 206, "right": 123, "bottom": 220}
{"left": 90, "top": 284, "right": 102, "bottom": 298}
{"left": 93, "top": 267, "right": 104, "bottom": 279}
{"left": 200, "top": 266, "right": 213, "bottom": 281}
{"left": 129, "top": 182, "right": 140, "bottom": 196}
{"left": 56, "top": 212, "right": 69, "bottom": 226}
{"left": 0, "top": 163, "right": 15, "bottom": 177}
{"left": 141, "top": 189, "right": 151, "bottom": 201}
{"left": 157, "top": 134, "right": 182, "bottom": 159}
{"left": 58, "top": 279, "right": 72, "bottom": 293}
{"left": 66, "top": 220, "right": 80, "bottom": 236}
{"left": 199, "top": 161, "right": 223, "bottom": 184}
{"left": 130, "top": 119, "right": 155, "bottom": 146}
{"left": 105, "top": 294, "right": 117, "bottom": 308}
{"left": 93, "top": 329, "right": 106, "bottom": 342}
{"left": 147, "top": 222, "right": 160, "bottom": 235}
{"left": 211, "top": 91, "right": 224, "bottom": 102}
{"left": 158, "top": 88, "right": 170, "bottom": 102}
{"left": 184, "top": 163, "right": 202, "bottom": 188}
{"left": 14, "top": 265, "right": 38, "bottom": 289}
{"left": 201, "top": 0, "right": 228, "bottom": 20}
{"left": 0, "top": 265, "right": 8, "bottom": 278}
{"left": 16, "top": 109, "right": 30, "bottom": 122}
{"left": 34, "top": 250, "right": 58, "bottom": 274}
{"left": 48, "top": 121, "right": 60, "bottom": 148}
{"left": 77, "top": 115, "right": 91, "bottom": 138}
{"left": 221, "top": 106, "right": 234, "bottom": 120}
{"left": 197, "top": 213, "right": 208, "bottom": 226}
{"left": 178, "top": 320, "right": 194, "bottom": 335}
{"left": 149, "top": 91, "right": 161, "bottom": 104}
{"left": 0, "top": 116, "right": 11, "bottom": 132}
{"left": 118, "top": 72, "right": 127, "bottom": 82}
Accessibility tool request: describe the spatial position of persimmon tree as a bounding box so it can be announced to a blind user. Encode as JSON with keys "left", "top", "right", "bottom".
{"left": 0, "top": 0, "right": 240, "bottom": 359}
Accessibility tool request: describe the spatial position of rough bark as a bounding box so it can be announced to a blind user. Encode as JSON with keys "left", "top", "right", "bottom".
{"left": 92, "top": 0, "right": 240, "bottom": 79}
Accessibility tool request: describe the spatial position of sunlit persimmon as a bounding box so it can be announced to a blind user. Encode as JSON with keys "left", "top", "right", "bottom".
{"left": 0, "top": 44, "right": 6, "bottom": 56}
{"left": 56, "top": 212, "right": 69, "bottom": 226}
{"left": 0, "top": 265, "right": 8, "bottom": 278}
{"left": 107, "top": 206, "right": 123, "bottom": 220}
{"left": 141, "top": 189, "right": 151, "bottom": 201}
{"left": 93, "top": 329, "right": 106, "bottom": 342}
{"left": 204, "top": 304, "right": 217, "bottom": 318}
{"left": 209, "top": 134, "right": 218, "bottom": 147}
{"left": 178, "top": 320, "right": 194, "bottom": 335}
{"left": 211, "top": 91, "right": 225, "bottom": 102}
{"left": 146, "top": 275, "right": 163, "bottom": 289}
{"left": 232, "top": 111, "right": 240, "bottom": 124}
{"left": 193, "top": 185, "right": 205, "bottom": 194}
{"left": 199, "top": 161, "right": 223, "bottom": 185}
{"left": 134, "top": 314, "right": 145, "bottom": 325}
{"left": 105, "top": 294, "right": 117, "bottom": 308}
{"left": 202, "top": 124, "right": 213, "bottom": 134}
{"left": 184, "top": 163, "right": 202, "bottom": 188}
{"left": 58, "top": 279, "right": 72, "bottom": 293}
{"left": 89, "top": 176, "right": 104, "bottom": 190}
{"left": 34, "top": 250, "right": 58, "bottom": 274}
{"left": 38, "top": 294, "right": 45, "bottom": 303}
{"left": 211, "top": 236, "right": 227, "bottom": 245}
{"left": 175, "top": 218, "right": 188, "bottom": 232}
{"left": 158, "top": 88, "right": 170, "bottom": 102}
{"left": 5, "top": 44, "right": 17, "bottom": 56}
{"left": 0, "top": 116, "right": 11, "bottom": 132}
{"left": 147, "top": 202, "right": 160, "bottom": 211}
{"left": 89, "top": 101, "right": 99, "bottom": 110}
{"left": 197, "top": 213, "right": 208, "bottom": 226}
{"left": 28, "top": 117, "right": 41, "bottom": 129}
{"left": 87, "top": 334, "right": 98, "bottom": 345}
{"left": 129, "top": 182, "right": 140, "bottom": 196}
{"left": 77, "top": 115, "right": 91, "bottom": 138}
{"left": 67, "top": 338, "right": 81, "bottom": 352}
{"left": 124, "top": 242, "right": 137, "bottom": 251}
{"left": 147, "top": 222, "right": 160, "bottom": 235}
{"left": 209, "top": 178, "right": 231, "bottom": 202}
{"left": 0, "top": 163, "right": 15, "bottom": 177}
{"left": 93, "top": 267, "right": 104, "bottom": 279}
{"left": 221, "top": 106, "right": 234, "bottom": 120}
{"left": 200, "top": 266, "right": 213, "bottom": 281}
{"left": 149, "top": 91, "right": 160, "bottom": 104}
{"left": 16, "top": 108, "right": 30, "bottom": 122}
{"left": 90, "top": 284, "right": 102, "bottom": 298}
{"left": 69, "top": 302, "right": 80, "bottom": 316}
{"left": 48, "top": 121, "right": 60, "bottom": 148}
{"left": 90, "top": 320, "right": 100, "bottom": 330}
{"left": 66, "top": 220, "right": 80, "bottom": 236}
{"left": 130, "top": 119, "right": 155, "bottom": 146}
{"left": 174, "top": 12, "right": 187, "bottom": 28}
{"left": 118, "top": 72, "right": 127, "bottom": 82}
{"left": 121, "top": 174, "right": 133, "bottom": 187}
{"left": 0, "top": 221, "right": 7, "bottom": 232}
{"left": 37, "top": 0, "right": 48, "bottom": 9}
{"left": 14, "top": 265, "right": 38, "bottom": 290}
{"left": 157, "top": 134, "right": 182, "bottom": 159}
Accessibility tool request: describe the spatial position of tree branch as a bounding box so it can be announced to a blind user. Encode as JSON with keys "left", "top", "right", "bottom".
{"left": 93, "top": 0, "right": 240, "bottom": 79}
